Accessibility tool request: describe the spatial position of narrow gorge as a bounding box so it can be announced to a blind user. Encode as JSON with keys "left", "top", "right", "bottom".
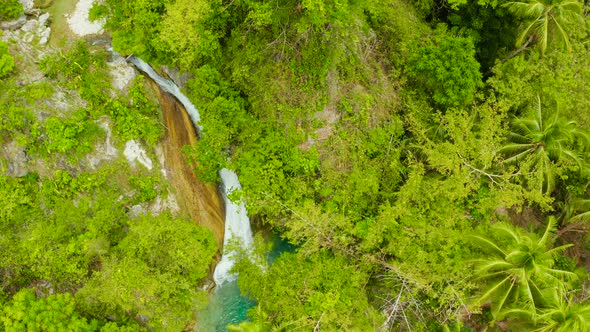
{"left": 127, "top": 56, "right": 257, "bottom": 329}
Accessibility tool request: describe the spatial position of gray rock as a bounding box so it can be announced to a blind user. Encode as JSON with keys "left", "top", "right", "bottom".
{"left": 0, "top": 16, "right": 26, "bottom": 30}
{"left": 39, "top": 27, "right": 50, "bottom": 45}
{"left": 19, "top": 0, "right": 34, "bottom": 14}
{"left": 162, "top": 66, "right": 192, "bottom": 89}
{"left": 23, "top": 32, "right": 34, "bottom": 43}
{"left": 20, "top": 19, "right": 36, "bottom": 32}
{"left": 129, "top": 204, "right": 147, "bottom": 218}
{"left": 38, "top": 12, "right": 50, "bottom": 27}
{"left": 3, "top": 141, "right": 29, "bottom": 177}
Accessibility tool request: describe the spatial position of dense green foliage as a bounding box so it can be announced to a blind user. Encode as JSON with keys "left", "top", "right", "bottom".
{"left": 0, "top": 0, "right": 23, "bottom": 21}
{"left": 407, "top": 29, "right": 483, "bottom": 107}
{"left": 93, "top": 0, "right": 590, "bottom": 329}
{"left": 0, "top": 40, "right": 15, "bottom": 79}
{"left": 4, "top": 0, "right": 590, "bottom": 330}
{"left": 1, "top": 289, "right": 139, "bottom": 331}
{"left": 0, "top": 40, "right": 215, "bottom": 330}
{"left": 237, "top": 249, "right": 380, "bottom": 330}
{"left": 504, "top": 0, "right": 584, "bottom": 54}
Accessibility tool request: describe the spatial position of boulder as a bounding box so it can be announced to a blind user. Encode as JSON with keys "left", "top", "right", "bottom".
{"left": 38, "top": 12, "right": 49, "bottom": 26}
{"left": 0, "top": 15, "right": 26, "bottom": 30}
{"left": 20, "top": 19, "right": 36, "bottom": 32}
{"left": 39, "top": 27, "right": 50, "bottom": 45}
{"left": 20, "top": 0, "right": 35, "bottom": 14}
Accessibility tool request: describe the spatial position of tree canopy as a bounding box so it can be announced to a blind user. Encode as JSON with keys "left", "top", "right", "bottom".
{"left": 3, "top": 0, "right": 590, "bottom": 330}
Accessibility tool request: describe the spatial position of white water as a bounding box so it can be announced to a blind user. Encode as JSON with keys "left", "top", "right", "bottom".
{"left": 213, "top": 169, "right": 254, "bottom": 285}
{"left": 126, "top": 55, "right": 254, "bottom": 286}
{"left": 126, "top": 56, "right": 202, "bottom": 133}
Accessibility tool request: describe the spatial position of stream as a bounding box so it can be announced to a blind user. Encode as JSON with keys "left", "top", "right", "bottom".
{"left": 126, "top": 56, "right": 258, "bottom": 331}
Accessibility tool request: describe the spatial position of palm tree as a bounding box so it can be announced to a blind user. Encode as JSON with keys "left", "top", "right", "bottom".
{"left": 504, "top": 0, "right": 584, "bottom": 55}
{"left": 534, "top": 295, "right": 590, "bottom": 331}
{"left": 471, "top": 218, "right": 576, "bottom": 317}
{"left": 555, "top": 192, "right": 590, "bottom": 236}
{"left": 501, "top": 291, "right": 590, "bottom": 331}
{"left": 498, "top": 96, "right": 590, "bottom": 193}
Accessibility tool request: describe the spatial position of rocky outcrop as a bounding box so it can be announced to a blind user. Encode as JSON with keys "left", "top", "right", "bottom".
{"left": 0, "top": 16, "right": 26, "bottom": 30}
{"left": 0, "top": 1, "right": 39, "bottom": 30}
{"left": 20, "top": 12, "right": 50, "bottom": 44}
{"left": 108, "top": 52, "right": 137, "bottom": 93}
{"left": 20, "top": 0, "right": 35, "bottom": 14}
{"left": 1, "top": 12, "right": 51, "bottom": 45}
{"left": 2, "top": 141, "right": 29, "bottom": 177}
{"left": 124, "top": 140, "right": 154, "bottom": 170}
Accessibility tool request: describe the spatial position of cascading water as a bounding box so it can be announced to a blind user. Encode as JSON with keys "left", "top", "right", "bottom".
{"left": 213, "top": 169, "right": 254, "bottom": 285}
{"left": 126, "top": 55, "right": 254, "bottom": 286}
{"left": 126, "top": 56, "right": 203, "bottom": 133}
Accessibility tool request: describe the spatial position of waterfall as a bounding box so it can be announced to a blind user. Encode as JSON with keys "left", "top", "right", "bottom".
{"left": 213, "top": 169, "right": 254, "bottom": 285}
{"left": 126, "top": 55, "right": 254, "bottom": 286}
{"left": 126, "top": 56, "right": 202, "bottom": 133}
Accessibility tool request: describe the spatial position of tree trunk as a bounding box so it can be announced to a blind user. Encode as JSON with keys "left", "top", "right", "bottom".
{"left": 500, "top": 34, "right": 536, "bottom": 64}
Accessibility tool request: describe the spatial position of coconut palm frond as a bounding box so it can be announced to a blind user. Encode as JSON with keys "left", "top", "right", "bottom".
{"left": 538, "top": 217, "right": 557, "bottom": 247}
{"left": 478, "top": 260, "right": 515, "bottom": 275}
{"left": 513, "top": 118, "right": 541, "bottom": 133}
{"left": 478, "top": 275, "right": 514, "bottom": 303}
{"left": 569, "top": 210, "right": 590, "bottom": 223}
{"left": 494, "top": 280, "right": 518, "bottom": 315}
{"left": 469, "top": 234, "right": 508, "bottom": 256}
{"left": 502, "top": 148, "right": 537, "bottom": 164}
{"left": 545, "top": 244, "right": 574, "bottom": 258}
{"left": 551, "top": 15, "right": 572, "bottom": 51}
{"left": 543, "top": 268, "right": 578, "bottom": 282}
{"left": 499, "top": 143, "right": 536, "bottom": 154}
{"left": 508, "top": 131, "right": 533, "bottom": 143}
{"left": 506, "top": 0, "right": 584, "bottom": 54}
{"left": 492, "top": 222, "right": 522, "bottom": 243}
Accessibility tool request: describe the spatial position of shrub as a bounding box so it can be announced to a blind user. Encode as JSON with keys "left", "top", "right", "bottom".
{"left": 407, "top": 30, "right": 483, "bottom": 108}
{"left": 0, "top": 0, "right": 23, "bottom": 21}
{"left": 0, "top": 41, "right": 15, "bottom": 78}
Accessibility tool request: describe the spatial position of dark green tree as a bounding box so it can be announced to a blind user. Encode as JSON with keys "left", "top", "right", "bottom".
{"left": 407, "top": 31, "right": 483, "bottom": 108}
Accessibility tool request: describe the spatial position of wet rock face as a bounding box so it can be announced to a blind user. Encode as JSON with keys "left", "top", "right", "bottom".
{"left": 108, "top": 52, "right": 137, "bottom": 93}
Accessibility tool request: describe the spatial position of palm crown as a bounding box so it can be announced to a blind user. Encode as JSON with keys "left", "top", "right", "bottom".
{"left": 471, "top": 218, "right": 576, "bottom": 317}
{"left": 499, "top": 96, "right": 590, "bottom": 192}
{"left": 504, "top": 0, "right": 584, "bottom": 54}
{"left": 534, "top": 295, "right": 590, "bottom": 331}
